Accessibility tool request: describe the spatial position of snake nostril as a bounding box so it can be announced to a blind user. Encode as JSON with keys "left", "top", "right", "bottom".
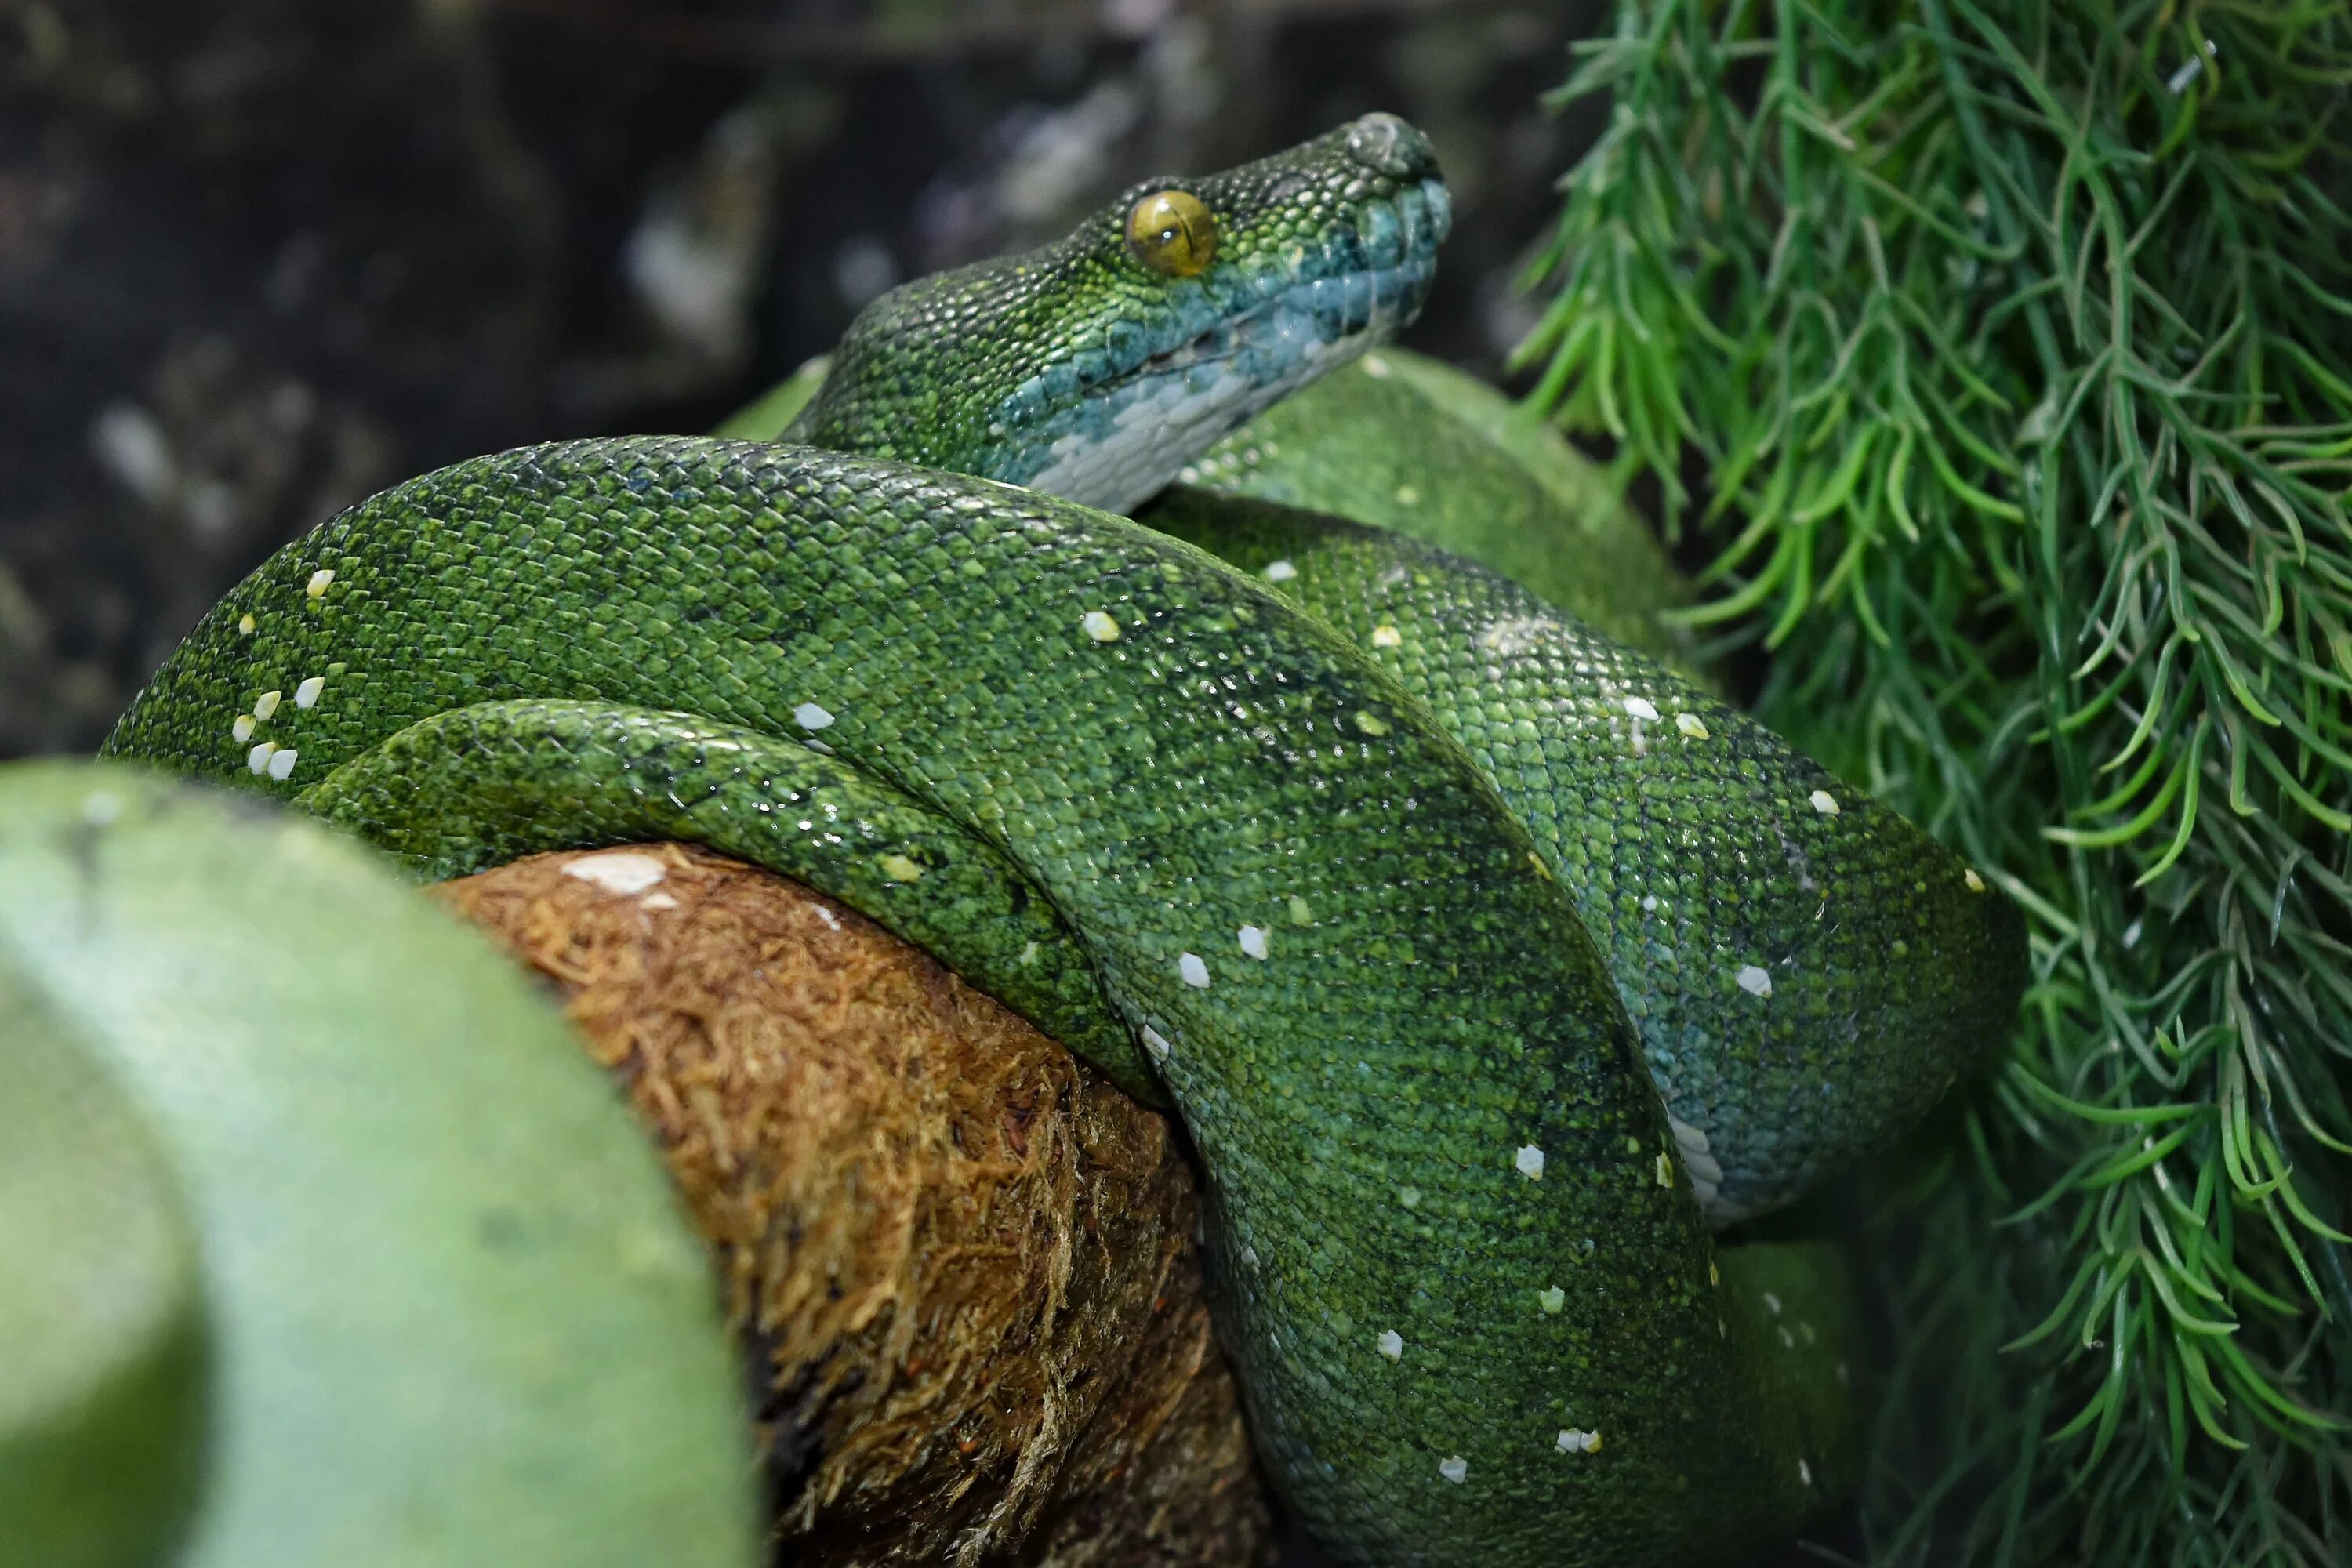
{"left": 1345, "top": 112, "right": 1437, "bottom": 180}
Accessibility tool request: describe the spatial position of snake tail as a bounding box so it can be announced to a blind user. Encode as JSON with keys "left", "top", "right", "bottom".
{"left": 0, "top": 762, "right": 758, "bottom": 1568}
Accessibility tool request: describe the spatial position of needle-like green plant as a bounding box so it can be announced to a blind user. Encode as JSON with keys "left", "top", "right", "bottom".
{"left": 1519, "top": 2, "right": 2352, "bottom": 1561}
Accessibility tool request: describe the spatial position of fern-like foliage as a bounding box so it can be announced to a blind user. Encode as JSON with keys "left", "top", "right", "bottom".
{"left": 1520, "top": 2, "right": 2352, "bottom": 1562}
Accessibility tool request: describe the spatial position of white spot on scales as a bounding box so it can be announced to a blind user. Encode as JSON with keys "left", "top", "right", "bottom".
{"left": 564, "top": 851, "right": 668, "bottom": 896}
{"left": 1477, "top": 617, "right": 1546, "bottom": 657}
{"left": 1668, "top": 1114, "right": 1726, "bottom": 1214}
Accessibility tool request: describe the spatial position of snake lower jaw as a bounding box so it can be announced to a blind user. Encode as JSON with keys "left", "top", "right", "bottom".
{"left": 1013, "top": 245, "right": 1441, "bottom": 513}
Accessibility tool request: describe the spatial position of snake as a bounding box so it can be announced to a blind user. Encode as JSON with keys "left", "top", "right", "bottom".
{"left": 54, "top": 114, "right": 2025, "bottom": 1566}
{"left": 0, "top": 764, "right": 757, "bottom": 1568}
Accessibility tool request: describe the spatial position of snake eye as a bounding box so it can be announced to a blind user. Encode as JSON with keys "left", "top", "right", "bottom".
{"left": 1126, "top": 190, "right": 1217, "bottom": 278}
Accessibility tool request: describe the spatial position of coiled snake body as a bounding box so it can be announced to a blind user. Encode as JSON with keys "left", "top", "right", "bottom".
{"left": 81, "top": 115, "right": 2024, "bottom": 1566}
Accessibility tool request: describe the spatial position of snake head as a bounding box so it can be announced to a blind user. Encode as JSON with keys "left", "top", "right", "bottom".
{"left": 789, "top": 113, "right": 1451, "bottom": 514}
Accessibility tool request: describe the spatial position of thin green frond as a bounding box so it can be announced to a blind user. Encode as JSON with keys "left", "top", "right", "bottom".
{"left": 1526, "top": 2, "right": 2352, "bottom": 1561}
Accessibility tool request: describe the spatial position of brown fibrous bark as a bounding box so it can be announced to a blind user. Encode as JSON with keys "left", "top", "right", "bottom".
{"left": 432, "top": 842, "right": 1273, "bottom": 1568}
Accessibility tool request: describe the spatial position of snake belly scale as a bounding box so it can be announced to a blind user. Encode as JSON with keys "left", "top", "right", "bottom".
{"left": 100, "top": 114, "right": 2020, "bottom": 1567}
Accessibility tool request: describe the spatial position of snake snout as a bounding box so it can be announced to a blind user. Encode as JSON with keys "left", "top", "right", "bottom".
{"left": 1345, "top": 112, "right": 1439, "bottom": 180}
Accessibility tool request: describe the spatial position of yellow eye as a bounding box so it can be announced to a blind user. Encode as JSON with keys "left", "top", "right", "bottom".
{"left": 1127, "top": 190, "right": 1218, "bottom": 278}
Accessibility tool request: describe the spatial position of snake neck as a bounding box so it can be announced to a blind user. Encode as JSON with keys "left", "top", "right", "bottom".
{"left": 785, "top": 113, "right": 1450, "bottom": 513}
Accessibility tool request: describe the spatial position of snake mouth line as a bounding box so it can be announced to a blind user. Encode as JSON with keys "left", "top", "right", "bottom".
{"left": 1120, "top": 176, "right": 1450, "bottom": 391}
{"left": 1005, "top": 180, "right": 1449, "bottom": 513}
{"left": 1134, "top": 249, "right": 1436, "bottom": 380}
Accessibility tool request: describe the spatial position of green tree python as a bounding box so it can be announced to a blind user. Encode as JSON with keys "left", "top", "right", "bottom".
{"left": 26, "top": 114, "right": 2024, "bottom": 1566}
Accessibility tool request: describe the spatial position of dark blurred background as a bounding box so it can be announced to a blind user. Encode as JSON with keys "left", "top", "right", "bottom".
{"left": 0, "top": 0, "right": 1607, "bottom": 760}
